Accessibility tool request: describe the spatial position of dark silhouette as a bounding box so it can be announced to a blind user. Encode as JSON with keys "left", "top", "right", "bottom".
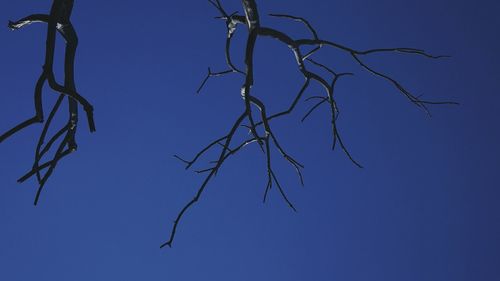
{"left": 0, "top": 0, "right": 456, "bottom": 247}
{"left": 1, "top": 0, "right": 95, "bottom": 205}
{"left": 162, "top": 0, "right": 458, "bottom": 248}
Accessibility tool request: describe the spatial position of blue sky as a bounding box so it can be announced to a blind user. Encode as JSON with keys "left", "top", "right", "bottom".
{"left": 1, "top": 0, "right": 499, "bottom": 280}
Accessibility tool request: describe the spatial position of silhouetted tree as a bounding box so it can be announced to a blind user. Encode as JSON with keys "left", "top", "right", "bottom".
{"left": 0, "top": 0, "right": 95, "bottom": 205}
{"left": 0, "top": 0, "right": 456, "bottom": 248}
{"left": 162, "top": 0, "right": 457, "bottom": 248}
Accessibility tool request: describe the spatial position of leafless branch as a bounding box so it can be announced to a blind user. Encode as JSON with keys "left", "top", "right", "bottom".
{"left": 1, "top": 0, "right": 95, "bottom": 205}
{"left": 161, "top": 0, "right": 458, "bottom": 247}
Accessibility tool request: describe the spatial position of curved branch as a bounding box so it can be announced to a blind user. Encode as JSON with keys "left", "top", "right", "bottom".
{"left": 2, "top": 0, "right": 94, "bottom": 204}
{"left": 165, "top": 0, "right": 456, "bottom": 248}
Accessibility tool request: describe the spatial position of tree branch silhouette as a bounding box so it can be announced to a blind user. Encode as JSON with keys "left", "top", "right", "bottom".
{"left": 1, "top": 0, "right": 95, "bottom": 205}
{"left": 162, "top": 0, "right": 458, "bottom": 248}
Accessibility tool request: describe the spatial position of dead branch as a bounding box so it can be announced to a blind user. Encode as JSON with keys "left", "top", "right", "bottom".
{"left": 163, "top": 0, "right": 458, "bottom": 248}
{"left": 1, "top": 0, "right": 95, "bottom": 205}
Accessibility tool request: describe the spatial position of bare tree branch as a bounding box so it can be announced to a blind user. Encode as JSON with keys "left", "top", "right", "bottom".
{"left": 1, "top": 0, "right": 95, "bottom": 204}
{"left": 163, "top": 0, "right": 458, "bottom": 248}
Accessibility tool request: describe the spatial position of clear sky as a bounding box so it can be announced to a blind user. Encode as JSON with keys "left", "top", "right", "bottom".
{"left": 1, "top": 0, "right": 499, "bottom": 280}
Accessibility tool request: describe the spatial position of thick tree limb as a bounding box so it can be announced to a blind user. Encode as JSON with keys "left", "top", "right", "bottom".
{"left": 1, "top": 0, "right": 94, "bottom": 204}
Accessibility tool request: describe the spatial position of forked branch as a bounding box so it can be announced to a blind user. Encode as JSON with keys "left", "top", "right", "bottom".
{"left": 162, "top": 0, "right": 458, "bottom": 248}
{"left": 1, "top": 0, "right": 95, "bottom": 205}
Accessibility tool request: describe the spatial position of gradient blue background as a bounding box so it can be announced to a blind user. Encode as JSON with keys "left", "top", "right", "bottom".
{"left": 1, "top": 0, "right": 499, "bottom": 280}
